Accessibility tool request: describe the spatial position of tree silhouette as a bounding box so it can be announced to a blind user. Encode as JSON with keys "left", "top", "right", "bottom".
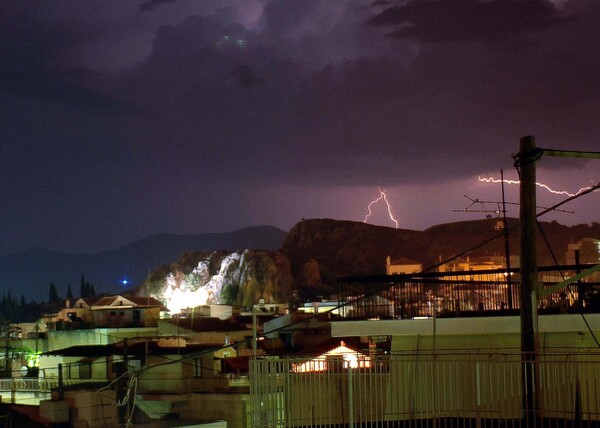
{"left": 80, "top": 274, "right": 86, "bottom": 298}
{"left": 79, "top": 275, "right": 96, "bottom": 298}
{"left": 49, "top": 282, "right": 59, "bottom": 303}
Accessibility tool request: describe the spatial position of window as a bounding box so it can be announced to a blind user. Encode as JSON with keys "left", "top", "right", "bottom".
{"left": 194, "top": 358, "right": 202, "bottom": 377}
{"left": 67, "top": 362, "right": 91, "bottom": 379}
{"left": 79, "top": 362, "right": 92, "bottom": 379}
{"left": 112, "top": 361, "right": 125, "bottom": 375}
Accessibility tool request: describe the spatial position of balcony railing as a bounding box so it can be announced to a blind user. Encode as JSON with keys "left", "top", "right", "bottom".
{"left": 337, "top": 265, "right": 600, "bottom": 320}
{"left": 0, "top": 377, "right": 107, "bottom": 393}
{"left": 250, "top": 353, "right": 600, "bottom": 428}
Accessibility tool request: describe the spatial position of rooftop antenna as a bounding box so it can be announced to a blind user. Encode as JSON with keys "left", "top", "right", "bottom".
{"left": 453, "top": 170, "right": 574, "bottom": 309}
{"left": 454, "top": 192, "right": 574, "bottom": 220}
{"left": 453, "top": 195, "right": 501, "bottom": 219}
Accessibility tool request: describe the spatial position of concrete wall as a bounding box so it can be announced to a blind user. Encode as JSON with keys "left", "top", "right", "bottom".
{"left": 186, "top": 393, "right": 250, "bottom": 428}
{"left": 47, "top": 327, "right": 158, "bottom": 351}
{"left": 39, "top": 355, "right": 66, "bottom": 380}
{"left": 139, "top": 355, "right": 184, "bottom": 392}
{"left": 64, "top": 389, "right": 118, "bottom": 427}
{"left": 331, "top": 314, "right": 600, "bottom": 353}
{"left": 62, "top": 356, "right": 108, "bottom": 380}
{"left": 158, "top": 321, "right": 251, "bottom": 345}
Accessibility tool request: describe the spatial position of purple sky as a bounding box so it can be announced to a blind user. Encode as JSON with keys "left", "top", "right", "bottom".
{"left": 1, "top": 0, "right": 599, "bottom": 254}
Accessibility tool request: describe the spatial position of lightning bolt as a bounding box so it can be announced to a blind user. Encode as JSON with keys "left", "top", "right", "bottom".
{"left": 363, "top": 188, "right": 399, "bottom": 229}
{"left": 478, "top": 176, "right": 595, "bottom": 197}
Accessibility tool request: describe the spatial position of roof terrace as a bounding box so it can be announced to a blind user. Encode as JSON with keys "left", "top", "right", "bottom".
{"left": 337, "top": 264, "right": 600, "bottom": 320}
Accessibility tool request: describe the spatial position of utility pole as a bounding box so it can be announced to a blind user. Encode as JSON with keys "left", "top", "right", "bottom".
{"left": 575, "top": 250, "right": 583, "bottom": 308}
{"left": 515, "top": 138, "right": 600, "bottom": 426}
{"left": 117, "top": 338, "right": 129, "bottom": 427}
{"left": 517, "top": 135, "right": 539, "bottom": 425}
{"left": 500, "top": 169, "right": 513, "bottom": 310}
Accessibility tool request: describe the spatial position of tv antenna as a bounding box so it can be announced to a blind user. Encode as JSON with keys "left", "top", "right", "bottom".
{"left": 453, "top": 196, "right": 573, "bottom": 218}
{"left": 453, "top": 195, "right": 505, "bottom": 219}
{"left": 454, "top": 167, "right": 575, "bottom": 221}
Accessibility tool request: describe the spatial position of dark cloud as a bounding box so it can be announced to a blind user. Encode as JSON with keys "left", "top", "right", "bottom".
{"left": 233, "top": 65, "right": 265, "bottom": 88}
{"left": 368, "top": 0, "right": 573, "bottom": 43}
{"left": 1, "top": 0, "right": 599, "bottom": 253}
{"left": 0, "top": 69, "right": 133, "bottom": 114}
{"left": 258, "top": 0, "right": 393, "bottom": 68}
{"left": 0, "top": 3, "right": 133, "bottom": 112}
{"left": 140, "top": 0, "right": 180, "bottom": 12}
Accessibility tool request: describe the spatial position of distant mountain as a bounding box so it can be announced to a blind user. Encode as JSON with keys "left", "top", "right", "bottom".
{"left": 0, "top": 226, "right": 287, "bottom": 302}
{"left": 142, "top": 218, "right": 600, "bottom": 311}
{"left": 4, "top": 218, "right": 598, "bottom": 306}
{"left": 281, "top": 218, "right": 600, "bottom": 291}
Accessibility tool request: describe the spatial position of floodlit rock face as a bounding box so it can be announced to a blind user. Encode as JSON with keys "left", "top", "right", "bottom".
{"left": 149, "top": 250, "right": 293, "bottom": 313}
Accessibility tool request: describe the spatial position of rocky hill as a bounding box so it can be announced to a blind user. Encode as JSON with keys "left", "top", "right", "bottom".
{"left": 283, "top": 218, "right": 600, "bottom": 280}
{"left": 144, "top": 218, "right": 600, "bottom": 309}
{"left": 145, "top": 249, "right": 293, "bottom": 311}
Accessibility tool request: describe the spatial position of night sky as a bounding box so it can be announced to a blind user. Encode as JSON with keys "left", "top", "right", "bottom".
{"left": 2, "top": 0, "right": 599, "bottom": 255}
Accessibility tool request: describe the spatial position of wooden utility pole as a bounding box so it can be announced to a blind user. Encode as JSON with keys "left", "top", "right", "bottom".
{"left": 518, "top": 135, "right": 539, "bottom": 425}
{"left": 515, "top": 138, "right": 599, "bottom": 426}
{"left": 501, "top": 169, "right": 513, "bottom": 310}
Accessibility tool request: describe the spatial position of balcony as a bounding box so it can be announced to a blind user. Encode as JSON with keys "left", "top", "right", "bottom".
{"left": 249, "top": 353, "right": 600, "bottom": 428}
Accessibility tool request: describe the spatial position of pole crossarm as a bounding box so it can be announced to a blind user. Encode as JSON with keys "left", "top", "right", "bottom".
{"left": 541, "top": 148, "right": 600, "bottom": 159}
{"left": 538, "top": 264, "right": 600, "bottom": 298}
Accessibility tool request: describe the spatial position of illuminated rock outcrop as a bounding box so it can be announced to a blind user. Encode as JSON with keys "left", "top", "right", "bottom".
{"left": 148, "top": 250, "right": 293, "bottom": 314}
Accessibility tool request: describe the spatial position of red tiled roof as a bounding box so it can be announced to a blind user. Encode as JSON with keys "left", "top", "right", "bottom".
{"left": 280, "top": 337, "right": 364, "bottom": 358}
{"left": 91, "top": 295, "right": 168, "bottom": 310}
{"left": 124, "top": 296, "right": 166, "bottom": 307}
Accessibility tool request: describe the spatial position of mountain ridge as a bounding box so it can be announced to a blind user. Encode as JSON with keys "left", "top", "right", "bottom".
{"left": 2, "top": 219, "right": 598, "bottom": 304}
{"left": 0, "top": 226, "right": 288, "bottom": 302}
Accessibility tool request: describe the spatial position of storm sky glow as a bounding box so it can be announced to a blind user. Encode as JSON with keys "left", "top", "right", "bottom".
{"left": 1, "top": 0, "right": 599, "bottom": 255}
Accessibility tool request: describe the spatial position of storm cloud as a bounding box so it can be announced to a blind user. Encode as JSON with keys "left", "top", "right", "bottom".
{"left": 1, "top": 0, "right": 599, "bottom": 253}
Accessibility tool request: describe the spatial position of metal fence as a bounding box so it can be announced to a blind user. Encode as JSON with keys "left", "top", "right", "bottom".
{"left": 0, "top": 377, "right": 109, "bottom": 393}
{"left": 338, "top": 266, "right": 600, "bottom": 320}
{"left": 0, "top": 378, "right": 58, "bottom": 392}
{"left": 250, "top": 353, "right": 600, "bottom": 428}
